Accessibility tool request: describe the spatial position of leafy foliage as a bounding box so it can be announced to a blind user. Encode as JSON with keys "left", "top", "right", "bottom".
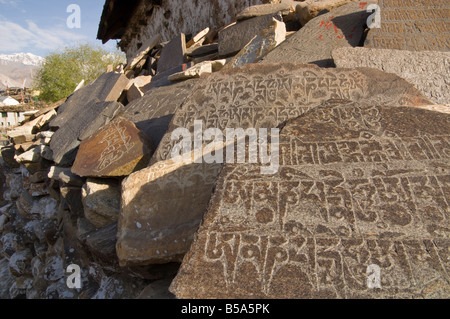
{"left": 34, "top": 44, "right": 125, "bottom": 102}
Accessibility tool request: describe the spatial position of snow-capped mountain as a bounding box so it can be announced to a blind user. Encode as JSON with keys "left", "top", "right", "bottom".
{"left": 0, "top": 53, "right": 44, "bottom": 90}
{"left": 0, "top": 53, "right": 45, "bottom": 67}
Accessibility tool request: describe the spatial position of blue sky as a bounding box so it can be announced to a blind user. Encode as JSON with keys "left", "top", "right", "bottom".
{"left": 0, "top": 0, "right": 120, "bottom": 57}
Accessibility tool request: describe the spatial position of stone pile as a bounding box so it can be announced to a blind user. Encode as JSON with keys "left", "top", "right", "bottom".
{"left": 1, "top": 0, "right": 449, "bottom": 299}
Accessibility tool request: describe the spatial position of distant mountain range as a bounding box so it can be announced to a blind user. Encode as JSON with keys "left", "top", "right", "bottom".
{"left": 0, "top": 53, "right": 45, "bottom": 90}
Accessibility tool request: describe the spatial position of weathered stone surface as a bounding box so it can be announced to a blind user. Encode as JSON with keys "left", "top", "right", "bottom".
{"left": 168, "top": 60, "right": 226, "bottom": 82}
{"left": 60, "top": 185, "right": 84, "bottom": 216}
{"left": 225, "top": 18, "right": 286, "bottom": 69}
{"left": 119, "top": 79, "right": 199, "bottom": 148}
{"left": 261, "top": 2, "right": 373, "bottom": 67}
{"left": 186, "top": 27, "right": 210, "bottom": 48}
{"left": 82, "top": 179, "right": 121, "bottom": 228}
{"left": 364, "top": 0, "right": 450, "bottom": 51}
{"left": 50, "top": 100, "right": 124, "bottom": 166}
{"left": 237, "top": 3, "right": 294, "bottom": 21}
{"left": 85, "top": 222, "right": 118, "bottom": 262}
{"left": 7, "top": 110, "right": 56, "bottom": 139}
{"left": 186, "top": 44, "right": 219, "bottom": 58}
{"left": 157, "top": 33, "right": 187, "bottom": 74}
{"left": 219, "top": 12, "right": 283, "bottom": 57}
{"left": 137, "top": 278, "right": 175, "bottom": 299}
{"left": 127, "top": 84, "right": 144, "bottom": 102}
{"left": 170, "top": 102, "right": 450, "bottom": 298}
{"left": 48, "top": 166, "right": 84, "bottom": 186}
{"left": 28, "top": 183, "right": 49, "bottom": 197}
{"left": 296, "top": 0, "right": 359, "bottom": 26}
{"left": 332, "top": 47, "right": 450, "bottom": 105}
{"left": 1, "top": 146, "right": 19, "bottom": 168}
{"left": 9, "top": 249, "right": 33, "bottom": 276}
{"left": 125, "top": 34, "right": 161, "bottom": 71}
{"left": 117, "top": 63, "right": 431, "bottom": 266}
{"left": 14, "top": 147, "right": 41, "bottom": 163}
{"left": 144, "top": 62, "right": 194, "bottom": 89}
{"left": 0, "top": 258, "right": 13, "bottom": 299}
{"left": 72, "top": 117, "right": 154, "bottom": 178}
{"left": 50, "top": 72, "right": 128, "bottom": 130}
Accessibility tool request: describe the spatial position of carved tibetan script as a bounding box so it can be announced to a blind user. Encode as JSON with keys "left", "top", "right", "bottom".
{"left": 364, "top": 0, "right": 450, "bottom": 51}
{"left": 171, "top": 102, "right": 450, "bottom": 299}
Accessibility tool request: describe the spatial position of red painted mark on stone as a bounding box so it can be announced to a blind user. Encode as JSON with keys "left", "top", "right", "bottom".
{"left": 318, "top": 35, "right": 323, "bottom": 40}
{"left": 359, "top": 2, "right": 367, "bottom": 9}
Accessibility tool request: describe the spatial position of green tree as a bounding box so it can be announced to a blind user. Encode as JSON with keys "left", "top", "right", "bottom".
{"left": 34, "top": 43, "right": 125, "bottom": 102}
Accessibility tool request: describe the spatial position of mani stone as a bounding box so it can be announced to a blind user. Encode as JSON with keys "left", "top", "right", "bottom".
{"left": 236, "top": 3, "right": 294, "bottom": 21}
{"left": 50, "top": 72, "right": 128, "bottom": 130}
{"left": 72, "top": 117, "right": 155, "bottom": 178}
{"left": 170, "top": 101, "right": 450, "bottom": 299}
{"left": 116, "top": 63, "right": 432, "bottom": 267}
{"left": 218, "top": 12, "right": 283, "bottom": 57}
{"left": 332, "top": 47, "right": 450, "bottom": 105}
{"left": 157, "top": 33, "right": 187, "bottom": 74}
{"left": 225, "top": 18, "right": 286, "bottom": 69}
{"left": 364, "top": 0, "right": 450, "bottom": 51}
{"left": 50, "top": 100, "right": 124, "bottom": 166}
{"left": 118, "top": 79, "right": 199, "bottom": 148}
{"left": 261, "top": 1, "right": 373, "bottom": 67}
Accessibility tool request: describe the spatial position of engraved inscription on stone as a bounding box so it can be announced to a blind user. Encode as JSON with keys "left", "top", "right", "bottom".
{"left": 72, "top": 117, "right": 155, "bottom": 177}
{"left": 116, "top": 63, "right": 432, "bottom": 267}
{"left": 332, "top": 47, "right": 450, "bottom": 105}
{"left": 261, "top": 2, "right": 372, "bottom": 67}
{"left": 170, "top": 102, "right": 450, "bottom": 299}
{"left": 364, "top": 0, "right": 450, "bottom": 51}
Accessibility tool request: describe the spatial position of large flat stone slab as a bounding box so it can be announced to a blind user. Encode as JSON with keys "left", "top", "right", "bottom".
{"left": 332, "top": 47, "right": 450, "bottom": 105}
{"left": 261, "top": 1, "right": 374, "bottom": 67}
{"left": 157, "top": 34, "right": 187, "bottom": 74}
{"left": 219, "top": 12, "right": 283, "bottom": 57}
{"left": 116, "top": 63, "right": 432, "bottom": 266}
{"left": 118, "top": 79, "right": 199, "bottom": 148}
{"left": 72, "top": 117, "right": 155, "bottom": 177}
{"left": 50, "top": 101, "right": 124, "bottom": 166}
{"left": 364, "top": 0, "right": 450, "bottom": 51}
{"left": 50, "top": 72, "right": 128, "bottom": 130}
{"left": 170, "top": 101, "right": 450, "bottom": 298}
